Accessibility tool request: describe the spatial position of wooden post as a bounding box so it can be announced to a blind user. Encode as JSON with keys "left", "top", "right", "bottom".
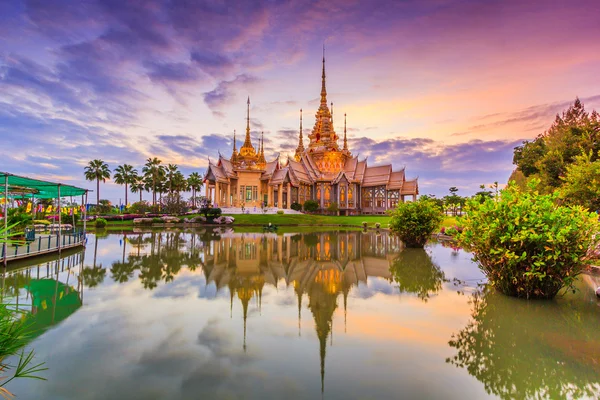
{"left": 83, "top": 191, "right": 88, "bottom": 234}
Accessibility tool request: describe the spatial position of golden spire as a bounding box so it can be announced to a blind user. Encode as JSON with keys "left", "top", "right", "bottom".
{"left": 320, "top": 45, "right": 327, "bottom": 106}
{"left": 294, "top": 108, "right": 304, "bottom": 161}
{"left": 257, "top": 131, "right": 266, "bottom": 166}
{"left": 240, "top": 96, "right": 257, "bottom": 158}
{"left": 343, "top": 113, "right": 348, "bottom": 151}
{"left": 231, "top": 129, "right": 239, "bottom": 163}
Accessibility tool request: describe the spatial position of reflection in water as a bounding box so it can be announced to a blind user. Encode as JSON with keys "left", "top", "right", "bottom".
{"left": 389, "top": 248, "right": 446, "bottom": 301}
{"left": 4, "top": 229, "right": 600, "bottom": 399}
{"left": 1, "top": 251, "right": 85, "bottom": 340}
{"left": 447, "top": 286, "right": 600, "bottom": 399}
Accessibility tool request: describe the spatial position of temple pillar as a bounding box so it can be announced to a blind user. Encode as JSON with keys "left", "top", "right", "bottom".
{"left": 286, "top": 185, "right": 291, "bottom": 209}
{"left": 277, "top": 184, "right": 283, "bottom": 208}
{"left": 320, "top": 184, "right": 324, "bottom": 209}
{"left": 226, "top": 184, "right": 231, "bottom": 207}
{"left": 413, "top": 194, "right": 417, "bottom": 202}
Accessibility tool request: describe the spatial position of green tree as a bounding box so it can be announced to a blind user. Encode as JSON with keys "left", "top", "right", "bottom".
{"left": 142, "top": 157, "right": 163, "bottom": 206}
{"left": 559, "top": 151, "right": 600, "bottom": 211}
{"left": 512, "top": 98, "right": 600, "bottom": 192}
{"left": 84, "top": 159, "right": 111, "bottom": 209}
{"left": 187, "top": 172, "right": 202, "bottom": 208}
{"left": 113, "top": 164, "right": 138, "bottom": 207}
{"left": 130, "top": 177, "right": 145, "bottom": 203}
{"left": 388, "top": 198, "right": 443, "bottom": 248}
{"left": 455, "top": 179, "right": 600, "bottom": 299}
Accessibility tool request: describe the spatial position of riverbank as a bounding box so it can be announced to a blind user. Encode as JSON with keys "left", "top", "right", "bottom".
{"left": 83, "top": 214, "right": 460, "bottom": 229}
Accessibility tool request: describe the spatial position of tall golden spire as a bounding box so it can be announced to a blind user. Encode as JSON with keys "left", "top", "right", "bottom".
{"left": 320, "top": 45, "right": 327, "bottom": 106}
{"left": 240, "top": 96, "right": 257, "bottom": 158}
{"left": 343, "top": 113, "right": 348, "bottom": 151}
{"left": 231, "top": 129, "right": 239, "bottom": 163}
{"left": 294, "top": 108, "right": 304, "bottom": 161}
{"left": 257, "top": 131, "right": 266, "bottom": 166}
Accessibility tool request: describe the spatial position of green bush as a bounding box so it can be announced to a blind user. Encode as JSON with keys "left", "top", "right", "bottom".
{"left": 388, "top": 198, "right": 443, "bottom": 248}
{"left": 33, "top": 219, "right": 51, "bottom": 225}
{"left": 128, "top": 201, "right": 150, "bottom": 214}
{"left": 375, "top": 222, "right": 381, "bottom": 229}
{"left": 290, "top": 202, "right": 302, "bottom": 211}
{"left": 454, "top": 180, "right": 600, "bottom": 299}
{"left": 303, "top": 200, "right": 319, "bottom": 212}
{"left": 61, "top": 212, "right": 79, "bottom": 226}
{"left": 277, "top": 210, "right": 284, "bottom": 215}
{"left": 208, "top": 208, "right": 222, "bottom": 217}
{"left": 362, "top": 221, "right": 368, "bottom": 228}
{"left": 152, "top": 217, "right": 164, "bottom": 224}
{"left": 95, "top": 218, "right": 107, "bottom": 228}
{"left": 326, "top": 202, "right": 339, "bottom": 214}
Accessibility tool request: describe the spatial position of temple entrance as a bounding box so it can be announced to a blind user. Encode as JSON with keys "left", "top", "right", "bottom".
{"left": 282, "top": 192, "right": 288, "bottom": 209}
{"left": 274, "top": 190, "right": 279, "bottom": 207}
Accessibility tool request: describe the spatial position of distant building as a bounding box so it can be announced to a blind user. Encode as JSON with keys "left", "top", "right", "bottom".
{"left": 203, "top": 54, "right": 418, "bottom": 214}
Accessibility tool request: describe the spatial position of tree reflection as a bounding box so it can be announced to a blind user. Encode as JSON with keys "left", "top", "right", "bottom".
{"left": 389, "top": 248, "right": 446, "bottom": 301}
{"left": 447, "top": 287, "right": 600, "bottom": 399}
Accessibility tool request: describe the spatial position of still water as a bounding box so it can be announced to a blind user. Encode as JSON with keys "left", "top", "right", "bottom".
{"left": 3, "top": 228, "right": 600, "bottom": 400}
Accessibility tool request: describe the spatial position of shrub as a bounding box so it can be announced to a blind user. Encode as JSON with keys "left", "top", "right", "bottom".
{"left": 290, "top": 202, "right": 302, "bottom": 211}
{"left": 388, "top": 198, "right": 443, "bottom": 248}
{"left": 362, "top": 221, "right": 368, "bottom": 228}
{"left": 326, "top": 202, "right": 339, "bottom": 215}
{"left": 277, "top": 210, "right": 284, "bottom": 215}
{"left": 128, "top": 201, "right": 150, "bottom": 214}
{"left": 96, "top": 200, "right": 114, "bottom": 214}
{"left": 455, "top": 180, "right": 600, "bottom": 299}
{"left": 61, "top": 212, "right": 79, "bottom": 226}
{"left": 162, "top": 193, "right": 188, "bottom": 215}
{"left": 95, "top": 218, "right": 107, "bottom": 228}
{"left": 208, "top": 208, "right": 222, "bottom": 217}
{"left": 303, "top": 200, "right": 319, "bottom": 212}
{"left": 33, "top": 219, "right": 51, "bottom": 225}
{"left": 152, "top": 217, "right": 164, "bottom": 224}
{"left": 375, "top": 222, "right": 381, "bottom": 229}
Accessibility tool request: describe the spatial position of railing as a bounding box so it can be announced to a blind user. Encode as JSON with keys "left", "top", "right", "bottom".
{"left": 1, "top": 229, "right": 86, "bottom": 261}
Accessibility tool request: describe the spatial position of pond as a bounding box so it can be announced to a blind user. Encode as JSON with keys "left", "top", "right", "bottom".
{"left": 2, "top": 228, "right": 600, "bottom": 399}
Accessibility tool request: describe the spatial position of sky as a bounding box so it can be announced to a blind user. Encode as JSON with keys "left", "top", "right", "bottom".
{"left": 1, "top": 0, "right": 599, "bottom": 202}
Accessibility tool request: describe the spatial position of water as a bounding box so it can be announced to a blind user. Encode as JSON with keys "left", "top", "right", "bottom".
{"left": 2, "top": 228, "right": 599, "bottom": 400}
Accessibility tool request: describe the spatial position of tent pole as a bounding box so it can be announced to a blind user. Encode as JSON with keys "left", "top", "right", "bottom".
{"left": 58, "top": 184, "right": 62, "bottom": 254}
{"left": 83, "top": 191, "right": 88, "bottom": 236}
{"left": 3, "top": 175, "right": 8, "bottom": 268}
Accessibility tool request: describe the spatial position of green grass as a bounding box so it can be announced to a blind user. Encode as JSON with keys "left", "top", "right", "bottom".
{"left": 82, "top": 213, "right": 458, "bottom": 229}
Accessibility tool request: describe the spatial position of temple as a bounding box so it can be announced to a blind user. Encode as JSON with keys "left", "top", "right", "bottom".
{"left": 203, "top": 52, "right": 418, "bottom": 214}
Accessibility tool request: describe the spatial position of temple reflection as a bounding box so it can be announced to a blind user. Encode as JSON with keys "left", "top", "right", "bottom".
{"left": 201, "top": 229, "right": 404, "bottom": 392}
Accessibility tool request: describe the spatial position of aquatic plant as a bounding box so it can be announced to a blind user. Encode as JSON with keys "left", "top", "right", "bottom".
{"left": 454, "top": 179, "right": 600, "bottom": 299}
{"left": 388, "top": 198, "right": 444, "bottom": 248}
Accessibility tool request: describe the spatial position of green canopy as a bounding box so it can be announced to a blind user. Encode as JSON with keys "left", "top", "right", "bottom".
{"left": 0, "top": 172, "right": 87, "bottom": 199}
{"left": 23, "top": 278, "right": 82, "bottom": 339}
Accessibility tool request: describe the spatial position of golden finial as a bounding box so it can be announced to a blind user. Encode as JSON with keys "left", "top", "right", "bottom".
{"left": 320, "top": 45, "right": 327, "bottom": 105}
{"left": 240, "top": 96, "right": 256, "bottom": 157}
{"left": 295, "top": 108, "right": 305, "bottom": 161}
{"left": 343, "top": 113, "right": 348, "bottom": 151}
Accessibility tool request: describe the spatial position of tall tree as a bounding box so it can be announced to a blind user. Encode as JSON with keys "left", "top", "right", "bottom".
{"left": 130, "top": 177, "right": 145, "bottom": 203}
{"left": 142, "top": 157, "right": 163, "bottom": 206}
{"left": 84, "top": 159, "right": 111, "bottom": 209}
{"left": 187, "top": 172, "right": 202, "bottom": 208}
{"left": 165, "top": 164, "right": 180, "bottom": 194}
{"left": 113, "top": 164, "right": 138, "bottom": 207}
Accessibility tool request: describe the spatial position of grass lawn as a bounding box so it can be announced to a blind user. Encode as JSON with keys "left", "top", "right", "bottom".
{"left": 84, "top": 213, "right": 458, "bottom": 229}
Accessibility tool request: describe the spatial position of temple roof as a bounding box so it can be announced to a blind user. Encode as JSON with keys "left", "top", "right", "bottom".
{"left": 401, "top": 179, "right": 419, "bottom": 195}
{"left": 362, "top": 165, "right": 392, "bottom": 187}
{"left": 288, "top": 159, "right": 312, "bottom": 184}
{"left": 387, "top": 170, "right": 406, "bottom": 190}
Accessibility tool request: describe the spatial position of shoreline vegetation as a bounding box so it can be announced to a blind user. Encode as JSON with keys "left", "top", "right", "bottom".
{"left": 83, "top": 214, "right": 459, "bottom": 229}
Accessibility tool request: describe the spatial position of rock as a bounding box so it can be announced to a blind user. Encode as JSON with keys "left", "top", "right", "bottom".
{"left": 133, "top": 218, "right": 154, "bottom": 224}
{"left": 161, "top": 216, "right": 180, "bottom": 223}
{"left": 195, "top": 216, "right": 207, "bottom": 223}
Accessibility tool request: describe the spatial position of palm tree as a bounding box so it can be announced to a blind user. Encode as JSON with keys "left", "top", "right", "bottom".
{"left": 142, "top": 157, "right": 163, "bottom": 206}
{"left": 113, "top": 164, "right": 138, "bottom": 207}
{"left": 130, "top": 177, "right": 145, "bottom": 203}
{"left": 188, "top": 172, "right": 202, "bottom": 208}
{"left": 165, "top": 164, "right": 180, "bottom": 194}
{"left": 84, "top": 159, "right": 111, "bottom": 208}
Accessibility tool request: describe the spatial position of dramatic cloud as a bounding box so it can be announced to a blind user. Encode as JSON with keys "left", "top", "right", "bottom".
{"left": 1, "top": 0, "right": 599, "bottom": 199}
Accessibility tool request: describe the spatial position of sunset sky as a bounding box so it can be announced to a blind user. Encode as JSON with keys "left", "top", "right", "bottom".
{"left": 1, "top": 0, "right": 599, "bottom": 201}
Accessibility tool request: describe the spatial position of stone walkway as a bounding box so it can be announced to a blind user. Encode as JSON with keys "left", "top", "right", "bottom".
{"left": 218, "top": 207, "right": 303, "bottom": 215}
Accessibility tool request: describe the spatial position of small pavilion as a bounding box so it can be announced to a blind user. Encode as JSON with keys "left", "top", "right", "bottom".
{"left": 0, "top": 172, "right": 89, "bottom": 266}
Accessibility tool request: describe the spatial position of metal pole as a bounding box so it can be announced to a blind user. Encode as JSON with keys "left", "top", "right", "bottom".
{"left": 58, "top": 184, "right": 62, "bottom": 254}
{"left": 3, "top": 174, "right": 8, "bottom": 268}
{"left": 83, "top": 191, "right": 88, "bottom": 235}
